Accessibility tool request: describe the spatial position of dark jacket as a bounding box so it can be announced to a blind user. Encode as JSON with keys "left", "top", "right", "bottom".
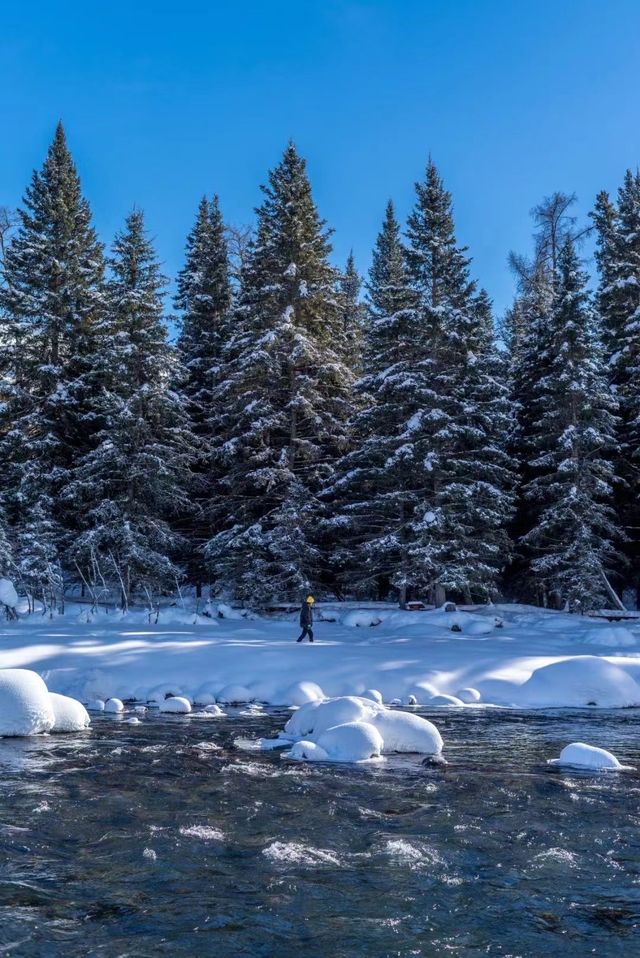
{"left": 300, "top": 602, "right": 313, "bottom": 627}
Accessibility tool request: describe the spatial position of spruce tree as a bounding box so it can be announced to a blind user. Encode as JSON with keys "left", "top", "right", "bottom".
{"left": 66, "top": 210, "right": 192, "bottom": 607}
{"left": 520, "top": 238, "right": 622, "bottom": 609}
{"left": 175, "top": 195, "right": 233, "bottom": 592}
{"left": 592, "top": 172, "right": 640, "bottom": 592}
{"left": 403, "top": 159, "right": 513, "bottom": 602}
{"left": 204, "top": 143, "right": 355, "bottom": 605}
{"left": 339, "top": 250, "right": 366, "bottom": 367}
{"left": 322, "top": 200, "right": 419, "bottom": 600}
{"left": 0, "top": 123, "right": 105, "bottom": 603}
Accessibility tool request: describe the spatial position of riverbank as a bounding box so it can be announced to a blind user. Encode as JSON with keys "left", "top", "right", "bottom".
{"left": 2, "top": 601, "right": 640, "bottom": 710}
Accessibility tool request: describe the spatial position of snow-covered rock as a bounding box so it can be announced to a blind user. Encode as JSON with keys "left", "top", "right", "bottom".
{"left": 126, "top": 717, "right": 141, "bottom": 725}
{"left": 515, "top": 656, "right": 640, "bottom": 708}
{"left": 104, "top": 697, "right": 124, "bottom": 713}
{"left": 216, "top": 684, "right": 253, "bottom": 704}
{"left": 285, "top": 696, "right": 375, "bottom": 739}
{"left": 428, "top": 693, "right": 464, "bottom": 707}
{"left": 147, "top": 684, "right": 188, "bottom": 706}
{"left": 455, "top": 687, "right": 481, "bottom": 703}
{"left": 340, "top": 610, "right": 382, "bottom": 628}
{"left": 0, "top": 578, "right": 19, "bottom": 610}
{"left": 202, "top": 703, "right": 225, "bottom": 715}
{"left": 288, "top": 740, "right": 329, "bottom": 762}
{"left": 0, "top": 669, "right": 55, "bottom": 736}
{"left": 361, "top": 689, "right": 383, "bottom": 704}
{"left": 282, "top": 680, "right": 325, "bottom": 706}
{"left": 548, "top": 742, "right": 633, "bottom": 771}
{"left": 193, "top": 686, "right": 217, "bottom": 706}
{"left": 49, "top": 692, "right": 91, "bottom": 732}
{"left": 159, "top": 695, "right": 192, "bottom": 714}
{"left": 316, "top": 721, "right": 384, "bottom": 762}
{"left": 404, "top": 681, "right": 439, "bottom": 703}
{"left": 370, "top": 709, "right": 443, "bottom": 755}
{"left": 85, "top": 698, "right": 105, "bottom": 712}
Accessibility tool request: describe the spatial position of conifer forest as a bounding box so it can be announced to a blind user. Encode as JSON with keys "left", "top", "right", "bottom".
{"left": 1, "top": 124, "right": 639, "bottom": 613}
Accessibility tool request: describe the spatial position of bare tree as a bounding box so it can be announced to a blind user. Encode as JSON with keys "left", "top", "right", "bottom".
{"left": 225, "top": 222, "right": 253, "bottom": 286}
{"left": 0, "top": 207, "right": 15, "bottom": 273}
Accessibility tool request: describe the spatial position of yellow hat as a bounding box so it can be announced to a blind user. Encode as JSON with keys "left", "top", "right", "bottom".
{"left": 306, "top": 595, "right": 315, "bottom": 604}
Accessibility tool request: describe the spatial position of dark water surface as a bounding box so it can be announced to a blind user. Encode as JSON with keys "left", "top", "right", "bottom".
{"left": 0, "top": 707, "right": 639, "bottom": 957}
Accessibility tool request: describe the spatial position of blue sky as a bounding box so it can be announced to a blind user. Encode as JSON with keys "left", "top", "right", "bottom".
{"left": 2, "top": 0, "right": 640, "bottom": 316}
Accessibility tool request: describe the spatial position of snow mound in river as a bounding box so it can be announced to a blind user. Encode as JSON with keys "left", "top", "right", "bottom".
{"left": 49, "top": 692, "right": 91, "bottom": 732}
{"left": 549, "top": 742, "right": 633, "bottom": 771}
{"left": 278, "top": 696, "right": 443, "bottom": 761}
{"left": 216, "top": 684, "right": 253, "bottom": 704}
{"left": 515, "top": 656, "right": 640, "bottom": 708}
{"left": 370, "top": 708, "right": 442, "bottom": 754}
{"left": 159, "top": 696, "right": 192, "bottom": 714}
{"left": 0, "top": 669, "right": 55, "bottom": 736}
{"left": 315, "top": 721, "right": 384, "bottom": 762}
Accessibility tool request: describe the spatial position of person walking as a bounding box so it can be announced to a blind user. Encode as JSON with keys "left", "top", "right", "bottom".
{"left": 296, "top": 595, "right": 315, "bottom": 642}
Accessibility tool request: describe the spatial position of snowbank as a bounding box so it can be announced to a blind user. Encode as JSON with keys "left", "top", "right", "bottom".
{"left": 0, "top": 669, "right": 55, "bottom": 736}
{"left": 281, "top": 680, "right": 325, "bottom": 706}
{"left": 49, "top": 692, "right": 90, "bottom": 732}
{"left": 455, "top": 687, "right": 481, "bottom": 703}
{"left": 3, "top": 600, "right": 640, "bottom": 714}
{"left": 428, "top": 693, "right": 464, "bottom": 707}
{"left": 548, "top": 742, "right": 633, "bottom": 771}
{"left": 514, "top": 656, "right": 640, "bottom": 709}
{"left": 216, "top": 684, "right": 253, "bottom": 704}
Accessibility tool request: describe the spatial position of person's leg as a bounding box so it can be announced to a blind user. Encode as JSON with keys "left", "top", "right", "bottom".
{"left": 296, "top": 627, "right": 306, "bottom": 642}
{"left": 308, "top": 627, "right": 314, "bottom": 642}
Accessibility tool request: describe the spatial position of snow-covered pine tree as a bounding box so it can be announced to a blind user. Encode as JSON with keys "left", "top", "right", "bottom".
{"left": 506, "top": 193, "right": 584, "bottom": 600}
{"left": 175, "top": 195, "right": 233, "bottom": 593}
{"left": 0, "top": 122, "right": 106, "bottom": 605}
{"left": 520, "top": 238, "right": 622, "bottom": 610}
{"left": 65, "top": 210, "right": 193, "bottom": 607}
{"left": 403, "top": 159, "right": 513, "bottom": 603}
{"left": 592, "top": 173, "right": 640, "bottom": 587}
{"left": 204, "top": 143, "right": 355, "bottom": 605}
{"left": 339, "top": 251, "right": 366, "bottom": 367}
{"left": 322, "top": 200, "right": 420, "bottom": 600}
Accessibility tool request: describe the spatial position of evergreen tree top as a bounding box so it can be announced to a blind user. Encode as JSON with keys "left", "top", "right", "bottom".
{"left": 405, "top": 158, "right": 474, "bottom": 308}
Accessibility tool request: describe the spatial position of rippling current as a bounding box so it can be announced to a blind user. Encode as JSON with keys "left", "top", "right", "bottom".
{"left": 1, "top": 707, "right": 639, "bottom": 957}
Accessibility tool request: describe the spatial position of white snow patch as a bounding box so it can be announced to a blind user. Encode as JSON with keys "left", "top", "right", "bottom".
{"left": 315, "top": 721, "right": 384, "bottom": 763}
{"left": 159, "top": 695, "right": 192, "bottom": 714}
{"left": 371, "top": 709, "right": 443, "bottom": 754}
{"left": 455, "top": 687, "right": 481, "bottom": 703}
{"left": 548, "top": 742, "right": 634, "bottom": 771}
{"left": 428, "top": 693, "right": 464, "bottom": 707}
{"left": 49, "top": 692, "right": 90, "bottom": 732}
{"left": 0, "top": 579, "right": 19, "bottom": 609}
{"left": 104, "top": 698, "right": 124, "bottom": 713}
{"left": 0, "top": 669, "right": 55, "bottom": 736}
{"left": 515, "top": 656, "right": 640, "bottom": 708}
{"left": 281, "top": 680, "right": 325, "bottom": 706}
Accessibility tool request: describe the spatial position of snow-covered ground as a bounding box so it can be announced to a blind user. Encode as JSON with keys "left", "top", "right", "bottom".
{"left": 2, "top": 601, "right": 640, "bottom": 710}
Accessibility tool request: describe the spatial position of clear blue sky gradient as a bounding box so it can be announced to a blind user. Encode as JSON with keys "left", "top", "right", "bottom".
{"left": 2, "top": 0, "right": 640, "bottom": 316}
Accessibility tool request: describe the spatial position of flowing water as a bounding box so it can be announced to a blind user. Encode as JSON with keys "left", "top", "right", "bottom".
{"left": 0, "top": 707, "right": 639, "bottom": 957}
